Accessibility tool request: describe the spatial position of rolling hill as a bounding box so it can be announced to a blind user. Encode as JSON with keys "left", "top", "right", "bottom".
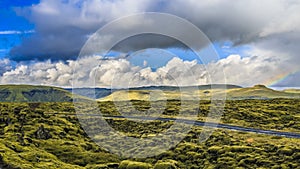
{"left": 66, "top": 84, "right": 242, "bottom": 100}
{"left": 226, "top": 85, "right": 300, "bottom": 99}
{"left": 0, "top": 85, "right": 76, "bottom": 102}
{"left": 98, "top": 84, "right": 300, "bottom": 101}
{"left": 1, "top": 84, "right": 300, "bottom": 102}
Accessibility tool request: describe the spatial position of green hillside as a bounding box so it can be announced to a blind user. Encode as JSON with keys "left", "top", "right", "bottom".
{"left": 226, "top": 85, "right": 300, "bottom": 99}
{"left": 0, "top": 85, "right": 76, "bottom": 102}
{"left": 99, "top": 85, "right": 300, "bottom": 101}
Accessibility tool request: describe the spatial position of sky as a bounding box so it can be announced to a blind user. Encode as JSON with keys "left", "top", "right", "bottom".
{"left": 0, "top": 0, "right": 300, "bottom": 88}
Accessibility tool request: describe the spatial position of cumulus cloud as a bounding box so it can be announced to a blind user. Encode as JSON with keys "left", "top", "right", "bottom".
{"left": 209, "top": 54, "right": 292, "bottom": 86}
{"left": 165, "top": 0, "right": 300, "bottom": 69}
{"left": 0, "top": 30, "right": 35, "bottom": 35}
{"left": 0, "top": 54, "right": 290, "bottom": 87}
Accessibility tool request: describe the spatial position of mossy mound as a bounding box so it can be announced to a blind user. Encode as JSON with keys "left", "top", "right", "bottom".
{"left": 119, "top": 160, "right": 152, "bottom": 169}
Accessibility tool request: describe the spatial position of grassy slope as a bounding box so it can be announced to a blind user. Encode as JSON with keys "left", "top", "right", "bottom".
{"left": 226, "top": 85, "right": 300, "bottom": 99}
{"left": 0, "top": 85, "right": 88, "bottom": 102}
{"left": 283, "top": 89, "right": 300, "bottom": 93}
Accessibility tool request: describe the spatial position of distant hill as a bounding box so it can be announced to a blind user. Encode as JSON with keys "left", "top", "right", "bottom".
{"left": 67, "top": 84, "right": 242, "bottom": 100}
{"left": 98, "top": 84, "right": 300, "bottom": 101}
{"left": 1, "top": 84, "right": 299, "bottom": 102}
{"left": 0, "top": 85, "right": 76, "bottom": 102}
{"left": 226, "top": 85, "right": 300, "bottom": 99}
{"left": 65, "top": 88, "right": 114, "bottom": 99}
{"left": 123, "top": 84, "right": 242, "bottom": 91}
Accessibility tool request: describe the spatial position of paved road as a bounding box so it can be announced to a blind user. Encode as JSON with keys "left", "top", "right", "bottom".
{"left": 74, "top": 114, "right": 300, "bottom": 138}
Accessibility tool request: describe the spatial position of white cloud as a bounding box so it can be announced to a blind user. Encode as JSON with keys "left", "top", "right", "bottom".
{"left": 0, "top": 30, "right": 35, "bottom": 35}
{"left": 0, "top": 54, "right": 291, "bottom": 87}
{"left": 4, "top": 0, "right": 299, "bottom": 87}
{"left": 208, "top": 54, "right": 291, "bottom": 86}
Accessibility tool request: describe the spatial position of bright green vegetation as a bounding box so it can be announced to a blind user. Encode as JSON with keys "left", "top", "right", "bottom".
{"left": 0, "top": 102, "right": 120, "bottom": 169}
{"left": 1, "top": 99, "right": 300, "bottom": 168}
{"left": 0, "top": 85, "right": 76, "bottom": 102}
{"left": 223, "top": 99, "right": 300, "bottom": 132}
{"left": 108, "top": 120, "right": 300, "bottom": 168}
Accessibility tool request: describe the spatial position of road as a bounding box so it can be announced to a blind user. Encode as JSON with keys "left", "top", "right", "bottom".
{"left": 74, "top": 114, "right": 300, "bottom": 139}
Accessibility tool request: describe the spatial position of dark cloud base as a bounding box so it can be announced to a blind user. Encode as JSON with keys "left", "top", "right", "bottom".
{"left": 9, "top": 0, "right": 300, "bottom": 63}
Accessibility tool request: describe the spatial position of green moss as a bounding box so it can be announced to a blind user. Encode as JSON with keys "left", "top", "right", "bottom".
{"left": 154, "top": 160, "right": 178, "bottom": 169}
{"left": 119, "top": 160, "right": 152, "bottom": 169}
{"left": 277, "top": 147, "right": 294, "bottom": 156}
{"left": 1, "top": 99, "right": 300, "bottom": 168}
{"left": 208, "top": 146, "right": 223, "bottom": 154}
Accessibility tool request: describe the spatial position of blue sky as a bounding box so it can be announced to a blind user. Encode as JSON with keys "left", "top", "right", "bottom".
{"left": 0, "top": 0, "right": 38, "bottom": 58}
{"left": 0, "top": 0, "right": 299, "bottom": 87}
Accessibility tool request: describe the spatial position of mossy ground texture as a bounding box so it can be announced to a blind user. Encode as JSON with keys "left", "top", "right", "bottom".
{"left": 0, "top": 99, "right": 300, "bottom": 168}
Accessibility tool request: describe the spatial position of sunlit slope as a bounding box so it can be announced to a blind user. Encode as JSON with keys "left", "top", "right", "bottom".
{"left": 227, "top": 85, "right": 300, "bottom": 99}
{"left": 99, "top": 90, "right": 187, "bottom": 101}
{"left": 99, "top": 89, "right": 228, "bottom": 101}
{"left": 0, "top": 85, "right": 85, "bottom": 102}
{"left": 98, "top": 84, "right": 239, "bottom": 101}
{"left": 99, "top": 85, "right": 300, "bottom": 101}
{"left": 283, "top": 89, "right": 300, "bottom": 94}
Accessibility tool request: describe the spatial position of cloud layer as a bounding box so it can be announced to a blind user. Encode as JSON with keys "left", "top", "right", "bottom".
{"left": 0, "top": 54, "right": 291, "bottom": 87}
{"left": 9, "top": 0, "right": 300, "bottom": 63}
{"left": 2, "top": 0, "right": 300, "bottom": 87}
